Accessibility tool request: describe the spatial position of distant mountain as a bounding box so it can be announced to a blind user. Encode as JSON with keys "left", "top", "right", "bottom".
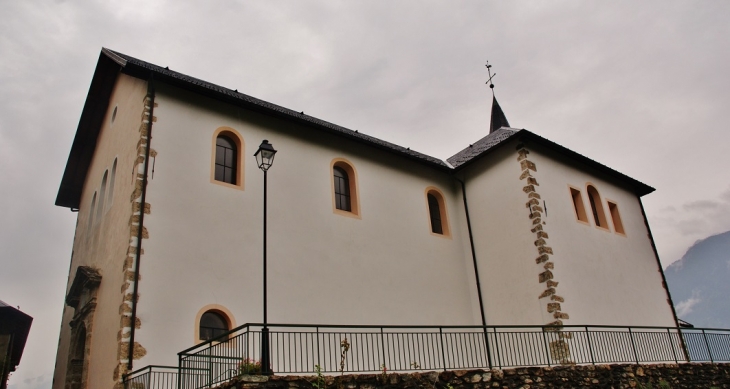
{"left": 664, "top": 230, "right": 730, "bottom": 329}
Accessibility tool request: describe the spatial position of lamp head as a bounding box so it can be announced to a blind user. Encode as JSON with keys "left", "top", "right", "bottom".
{"left": 254, "top": 140, "right": 277, "bottom": 171}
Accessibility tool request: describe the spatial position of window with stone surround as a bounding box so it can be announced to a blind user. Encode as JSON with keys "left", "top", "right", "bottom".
{"left": 211, "top": 127, "right": 245, "bottom": 189}
{"left": 331, "top": 159, "right": 360, "bottom": 217}
{"left": 426, "top": 188, "right": 450, "bottom": 236}
{"left": 199, "top": 311, "right": 230, "bottom": 342}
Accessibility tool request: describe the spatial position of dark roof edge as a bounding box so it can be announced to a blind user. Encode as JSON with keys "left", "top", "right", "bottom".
{"left": 453, "top": 129, "right": 655, "bottom": 197}
{"left": 109, "top": 50, "right": 451, "bottom": 170}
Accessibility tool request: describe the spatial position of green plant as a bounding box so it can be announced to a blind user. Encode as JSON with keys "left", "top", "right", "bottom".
{"left": 410, "top": 361, "right": 421, "bottom": 369}
{"left": 313, "top": 364, "right": 326, "bottom": 389}
{"left": 238, "top": 358, "right": 262, "bottom": 375}
{"left": 380, "top": 364, "right": 387, "bottom": 383}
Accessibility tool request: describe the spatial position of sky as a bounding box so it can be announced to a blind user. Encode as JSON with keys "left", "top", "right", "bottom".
{"left": 1, "top": 1, "right": 729, "bottom": 388}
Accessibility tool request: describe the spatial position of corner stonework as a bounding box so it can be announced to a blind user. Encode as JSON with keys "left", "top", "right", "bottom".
{"left": 516, "top": 145, "right": 572, "bottom": 364}
{"left": 114, "top": 94, "right": 157, "bottom": 388}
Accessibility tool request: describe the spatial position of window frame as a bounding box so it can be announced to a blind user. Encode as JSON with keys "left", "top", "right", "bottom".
{"left": 568, "top": 186, "right": 589, "bottom": 224}
{"left": 425, "top": 187, "right": 451, "bottom": 237}
{"left": 606, "top": 199, "right": 626, "bottom": 236}
{"left": 210, "top": 127, "right": 245, "bottom": 190}
{"left": 586, "top": 184, "right": 609, "bottom": 231}
{"left": 330, "top": 158, "right": 361, "bottom": 218}
{"left": 194, "top": 305, "right": 236, "bottom": 344}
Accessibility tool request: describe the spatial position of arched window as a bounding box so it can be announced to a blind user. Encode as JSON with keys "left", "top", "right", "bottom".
{"left": 87, "top": 192, "right": 97, "bottom": 237}
{"left": 215, "top": 135, "right": 237, "bottom": 184}
{"left": 96, "top": 171, "right": 108, "bottom": 225}
{"left": 607, "top": 200, "right": 625, "bottom": 235}
{"left": 199, "top": 311, "right": 230, "bottom": 342}
{"left": 331, "top": 159, "right": 360, "bottom": 216}
{"left": 426, "top": 188, "right": 450, "bottom": 236}
{"left": 586, "top": 185, "right": 608, "bottom": 229}
{"left": 106, "top": 159, "right": 117, "bottom": 213}
{"left": 333, "top": 167, "right": 351, "bottom": 211}
{"left": 211, "top": 128, "right": 244, "bottom": 189}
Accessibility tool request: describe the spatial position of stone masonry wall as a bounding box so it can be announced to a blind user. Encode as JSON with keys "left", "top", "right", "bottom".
{"left": 214, "top": 364, "right": 730, "bottom": 389}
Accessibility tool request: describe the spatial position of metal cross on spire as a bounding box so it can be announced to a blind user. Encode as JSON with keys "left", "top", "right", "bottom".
{"left": 485, "top": 61, "right": 496, "bottom": 97}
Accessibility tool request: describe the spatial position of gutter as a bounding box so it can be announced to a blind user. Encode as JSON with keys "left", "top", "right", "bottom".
{"left": 127, "top": 75, "right": 155, "bottom": 370}
{"left": 455, "top": 176, "right": 492, "bottom": 368}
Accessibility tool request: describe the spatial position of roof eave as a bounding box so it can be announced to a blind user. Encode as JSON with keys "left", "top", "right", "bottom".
{"left": 453, "top": 129, "right": 655, "bottom": 197}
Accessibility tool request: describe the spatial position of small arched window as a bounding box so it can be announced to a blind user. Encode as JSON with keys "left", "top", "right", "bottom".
{"left": 426, "top": 188, "right": 450, "bottom": 236}
{"left": 331, "top": 159, "right": 360, "bottom": 216}
{"left": 215, "top": 135, "right": 237, "bottom": 184}
{"left": 586, "top": 185, "right": 608, "bottom": 229}
{"left": 333, "top": 166, "right": 351, "bottom": 212}
{"left": 199, "top": 311, "right": 229, "bottom": 342}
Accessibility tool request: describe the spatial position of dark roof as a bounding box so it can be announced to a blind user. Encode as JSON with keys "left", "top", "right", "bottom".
{"left": 56, "top": 48, "right": 654, "bottom": 208}
{"left": 0, "top": 301, "right": 33, "bottom": 372}
{"left": 448, "top": 127, "right": 654, "bottom": 196}
{"left": 489, "top": 96, "right": 510, "bottom": 134}
{"left": 448, "top": 127, "right": 519, "bottom": 167}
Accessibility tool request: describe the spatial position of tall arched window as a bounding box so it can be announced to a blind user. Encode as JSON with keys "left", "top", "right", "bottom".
{"left": 106, "top": 159, "right": 117, "bottom": 213}
{"left": 87, "top": 192, "right": 97, "bottom": 238}
{"left": 586, "top": 185, "right": 608, "bottom": 229}
{"left": 426, "top": 188, "right": 450, "bottom": 236}
{"left": 96, "top": 171, "right": 108, "bottom": 225}
{"left": 215, "top": 135, "right": 237, "bottom": 184}
{"left": 333, "top": 166, "right": 351, "bottom": 212}
{"left": 211, "top": 128, "right": 244, "bottom": 189}
{"left": 331, "top": 159, "right": 360, "bottom": 217}
{"left": 199, "top": 311, "right": 229, "bottom": 341}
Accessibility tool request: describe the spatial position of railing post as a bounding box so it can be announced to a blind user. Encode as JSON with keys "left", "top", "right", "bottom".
{"left": 482, "top": 326, "right": 493, "bottom": 369}
{"left": 316, "top": 327, "right": 321, "bottom": 369}
{"left": 146, "top": 366, "right": 151, "bottom": 389}
{"left": 702, "top": 329, "right": 714, "bottom": 363}
{"left": 541, "top": 327, "right": 551, "bottom": 367}
{"left": 492, "top": 328, "right": 502, "bottom": 369}
{"left": 208, "top": 347, "right": 213, "bottom": 387}
{"left": 438, "top": 327, "right": 447, "bottom": 371}
{"left": 380, "top": 327, "right": 387, "bottom": 372}
{"left": 628, "top": 327, "right": 639, "bottom": 365}
{"left": 667, "top": 328, "right": 678, "bottom": 364}
{"left": 178, "top": 354, "right": 182, "bottom": 389}
{"left": 585, "top": 326, "right": 595, "bottom": 365}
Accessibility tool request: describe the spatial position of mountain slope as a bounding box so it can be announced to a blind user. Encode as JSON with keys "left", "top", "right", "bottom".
{"left": 664, "top": 230, "right": 730, "bottom": 328}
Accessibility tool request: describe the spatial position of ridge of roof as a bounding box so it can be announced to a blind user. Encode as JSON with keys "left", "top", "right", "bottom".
{"left": 447, "top": 127, "right": 519, "bottom": 168}
{"left": 105, "top": 49, "right": 450, "bottom": 170}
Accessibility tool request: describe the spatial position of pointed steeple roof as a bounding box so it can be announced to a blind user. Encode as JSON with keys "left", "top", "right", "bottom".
{"left": 489, "top": 95, "right": 510, "bottom": 133}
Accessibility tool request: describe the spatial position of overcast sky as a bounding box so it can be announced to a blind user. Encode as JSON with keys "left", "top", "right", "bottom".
{"left": 1, "top": 1, "right": 729, "bottom": 388}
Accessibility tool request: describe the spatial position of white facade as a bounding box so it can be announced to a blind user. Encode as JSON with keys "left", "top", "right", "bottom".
{"left": 52, "top": 49, "right": 678, "bottom": 389}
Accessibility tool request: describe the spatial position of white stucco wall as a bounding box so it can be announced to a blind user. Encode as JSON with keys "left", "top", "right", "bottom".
{"left": 525, "top": 143, "right": 675, "bottom": 327}
{"left": 460, "top": 138, "right": 675, "bottom": 328}
{"left": 134, "top": 84, "right": 481, "bottom": 367}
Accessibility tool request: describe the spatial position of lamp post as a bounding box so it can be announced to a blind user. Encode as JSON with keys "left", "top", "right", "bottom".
{"left": 254, "top": 139, "right": 277, "bottom": 375}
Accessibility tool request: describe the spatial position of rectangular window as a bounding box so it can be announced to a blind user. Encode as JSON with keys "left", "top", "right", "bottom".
{"left": 607, "top": 201, "right": 625, "bottom": 234}
{"left": 570, "top": 187, "right": 588, "bottom": 223}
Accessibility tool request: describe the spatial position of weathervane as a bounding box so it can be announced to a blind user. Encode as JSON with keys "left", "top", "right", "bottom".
{"left": 485, "top": 61, "right": 496, "bottom": 96}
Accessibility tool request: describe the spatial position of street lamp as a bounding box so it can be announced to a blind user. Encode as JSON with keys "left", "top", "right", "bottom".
{"left": 254, "top": 140, "right": 277, "bottom": 375}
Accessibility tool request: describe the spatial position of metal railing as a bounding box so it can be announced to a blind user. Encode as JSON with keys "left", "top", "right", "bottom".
{"left": 124, "top": 324, "right": 730, "bottom": 389}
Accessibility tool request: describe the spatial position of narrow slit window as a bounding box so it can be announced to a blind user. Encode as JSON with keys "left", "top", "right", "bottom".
{"left": 570, "top": 187, "right": 588, "bottom": 222}
{"left": 87, "top": 192, "right": 97, "bottom": 237}
{"left": 96, "top": 171, "right": 108, "bottom": 225}
{"left": 608, "top": 201, "right": 625, "bottom": 234}
{"left": 215, "top": 135, "right": 237, "bottom": 184}
{"left": 333, "top": 166, "right": 351, "bottom": 212}
{"left": 586, "top": 185, "right": 608, "bottom": 228}
{"left": 106, "top": 159, "right": 117, "bottom": 213}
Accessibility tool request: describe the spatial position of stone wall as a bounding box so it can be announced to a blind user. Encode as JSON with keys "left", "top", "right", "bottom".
{"left": 213, "top": 364, "right": 730, "bottom": 389}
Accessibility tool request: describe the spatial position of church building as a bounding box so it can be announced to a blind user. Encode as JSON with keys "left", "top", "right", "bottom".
{"left": 52, "top": 48, "right": 678, "bottom": 389}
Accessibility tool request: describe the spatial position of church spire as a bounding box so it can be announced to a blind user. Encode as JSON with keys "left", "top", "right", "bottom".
{"left": 486, "top": 61, "right": 510, "bottom": 133}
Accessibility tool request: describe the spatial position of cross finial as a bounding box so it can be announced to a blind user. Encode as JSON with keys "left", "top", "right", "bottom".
{"left": 485, "top": 61, "right": 496, "bottom": 97}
